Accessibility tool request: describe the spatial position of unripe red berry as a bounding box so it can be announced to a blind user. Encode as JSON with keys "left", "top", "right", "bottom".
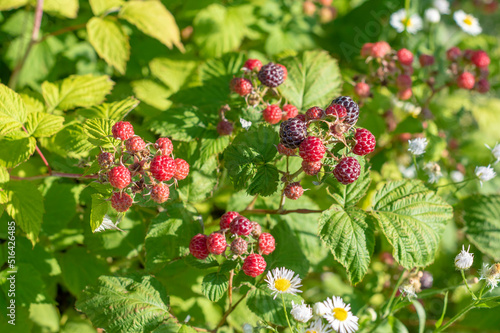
{"left": 325, "top": 104, "right": 347, "bottom": 119}
{"left": 112, "top": 121, "right": 134, "bottom": 140}
{"left": 98, "top": 152, "right": 114, "bottom": 168}
{"left": 282, "top": 104, "right": 299, "bottom": 121}
{"left": 397, "top": 48, "right": 414, "bottom": 65}
{"left": 333, "top": 157, "right": 361, "bottom": 185}
{"left": 302, "top": 160, "right": 322, "bottom": 176}
{"left": 220, "top": 211, "right": 240, "bottom": 230}
{"left": 126, "top": 136, "right": 146, "bottom": 153}
{"left": 396, "top": 75, "right": 412, "bottom": 90}
{"left": 457, "top": 72, "right": 475, "bottom": 90}
{"left": 230, "top": 237, "right": 248, "bottom": 255}
{"left": 263, "top": 104, "right": 282, "bottom": 125}
{"left": 277, "top": 143, "right": 296, "bottom": 156}
{"left": 230, "top": 77, "right": 253, "bottom": 96}
{"left": 151, "top": 183, "right": 170, "bottom": 203}
{"left": 370, "top": 41, "right": 391, "bottom": 58}
{"left": 353, "top": 128, "right": 376, "bottom": 156}
{"left": 155, "top": 137, "right": 173, "bottom": 155}
{"left": 150, "top": 155, "right": 176, "bottom": 181}
{"left": 206, "top": 232, "right": 227, "bottom": 255}
{"left": 398, "top": 88, "right": 413, "bottom": 100}
{"left": 446, "top": 47, "right": 461, "bottom": 61}
{"left": 477, "top": 78, "right": 490, "bottom": 93}
{"left": 306, "top": 106, "right": 325, "bottom": 121}
{"left": 303, "top": 1, "right": 316, "bottom": 16}
{"left": 173, "top": 158, "right": 189, "bottom": 180}
{"left": 360, "top": 43, "right": 373, "bottom": 58}
{"left": 284, "top": 182, "right": 304, "bottom": 200}
{"left": 189, "top": 234, "right": 209, "bottom": 259}
{"left": 299, "top": 136, "right": 326, "bottom": 162}
{"left": 242, "top": 254, "right": 267, "bottom": 277}
{"left": 250, "top": 221, "right": 262, "bottom": 239}
{"left": 111, "top": 192, "right": 133, "bottom": 212}
{"left": 419, "top": 54, "right": 435, "bottom": 67}
{"left": 354, "top": 82, "right": 370, "bottom": 98}
{"left": 108, "top": 166, "right": 131, "bottom": 189}
{"left": 216, "top": 120, "right": 233, "bottom": 136}
{"left": 243, "top": 59, "right": 263, "bottom": 72}
{"left": 471, "top": 50, "right": 490, "bottom": 68}
{"left": 230, "top": 216, "right": 253, "bottom": 236}
{"left": 258, "top": 233, "right": 276, "bottom": 255}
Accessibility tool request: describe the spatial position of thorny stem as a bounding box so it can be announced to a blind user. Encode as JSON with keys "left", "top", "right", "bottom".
{"left": 8, "top": 0, "right": 44, "bottom": 89}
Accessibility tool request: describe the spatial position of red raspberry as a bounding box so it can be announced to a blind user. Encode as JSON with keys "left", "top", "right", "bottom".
{"left": 457, "top": 72, "right": 475, "bottom": 90}
{"left": 396, "top": 75, "right": 412, "bottom": 90}
{"left": 398, "top": 88, "right": 413, "bottom": 100}
{"left": 397, "top": 48, "right": 414, "bottom": 65}
{"left": 258, "top": 63, "right": 285, "bottom": 87}
{"left": 263, "top": 104, "right": 282, "bottom": 124}
{"left": 333, "top": 157, "right": 361, "bottom": 185}
{"left": 302, "top": 160, "right": 322, "bottom": 176}
{"left": 306, "top": 106, "right": 325, "bottom": 121}
{"left": 108, "top": 166, "right": 131, "bottom": 189}
{"left": 98, "top": 152, "right": 114, "bottom": 168}
{"left": 331, "top": 96, "right": 359, "bottom": 125}
{"left": 284, "top": 182, "right": 304, "bottom": 200}
{"left": 277, "top": 143, "right": 296, "bottom": 156}
{"left": 471, "top": 50, "right": 490, "bottom": 68}
{"left": 354, "top": 82, "right": 370, "bottom": 98}
{"left": 295, "top": 114, "right": 306, "bottom": 122}
{"left": 446, "top": 47, "right": 461, "bottom": 61}
{"left": 370, "top": 41, "right": 390, "bottom": 58}
{"left": 230, "top": 237, "right": 248, "bottom": 255}
{"left": 151, "top": 183, "right": 170, "bottom": 203}
{"left": 189, "top": 234, "right": 209, "bottom": 260}
{"left": 112, "top": 121, "right": 134, "bottom": 140}
{"left": 243, "top": 59, "right": 263, "bottom": 72}
{"left": 299, "top": 136, "right": 326, "bottom": 162}
{"left": 206, "top": 232, "right": 227, "bottom": 255}
{"left": 220, "top": 211, "right": 240, "bottom": 230}
{"left": 477, "top": 78, "right": 490, "bottom": 93}
{"left": 174, "top": 158, "right": 189, "bottom": 180}
{"left": 303, "top": 1, "right": 316, "bottom": 16}
{"left": 230, "top": 77, "right": 253, "bottom": 96}
{"left": 230, "top": 216, "right": 253, "bottom": 236}
{"left": 282, "top": 104, "right": 298, "bottom": 121}
{"left": 155, "top": 137, "right": 173, "bottom": 155}
{"left": 258, "top": 233, "right": 276, "bottom": 255}
{"left": 250, "top": 221, "right": 262, "bottom": 239}
{"left": 242, "top": 254, "right": 267, "bottom": 277}
{"left": 150, "top": 155, "right": 176, "bottom": 181}
{"left": 216, "top": 120, "right": 234, "bottom": 136}
{"left": 111, "top": 192, "right": 133, "bottom": 212}
{"left": 353, "top": 128, "right": 376, "bottom": 156}
{"left": 419, "top": 54, "right": 435, "bottom": 67}
{"left": 325, "top": 104, "right": 347, "bottom": 119}
{"left": 277, "top": 64, "right": 288, "bottom": 80}
{"left": 360, "top": 43, "right": 373, "bottom": 57}
{"left": 126, "top": 136, "right": 146, "bottom": 153}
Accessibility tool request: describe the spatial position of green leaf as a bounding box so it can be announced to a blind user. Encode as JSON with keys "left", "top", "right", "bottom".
{"left": 193, "top": 4, "right": 254, "bottom": 58}
{"left": 79, "top": 97, "right": 139, "bottom": 120}
{"left": 149, "top": 58, "right": 197, "bottom": 92}
{"left": 412, "top": 300, "right": 426, "bottom": 333}
{"left": 84, "top": 118, "right": 119, "bottom": 148}
{"left": 177, "top": 170, "right": 217, "bottom": 204}
{"left": 247, "top": 164, "right": 279, "bottom": 197}
{"left": 43, "top": 0, "right": 79, "bottom": 18}
{"left": 49, "top": 122, "right": 94, "bottom": 158}
{"left": 90, "top": 194, "right": 110, "bottom": 232}
{"left": 184, "top": 255, "right": 219, "bottom": 270}
{"left": 434, "top": 291, "right": 448, "bottom": 328}
{"left": 0, "top": 84, "right": 28, "bottom": 135}
{"left": 58, "top": 247, "right": 110, "bottom": 297}
{"left": 119, "top": 0, "right": 183, "bottom": 51}
{"left": 461, "top": 194, "right": 500, "bottom": 260}
{"left": 279, "top": 50, "right": 342, "bottom": 110}
{"left": 89, "top": 0, "right": 123, "bottom": 16}
{"left": 319, "top": 205, "right": 375, "bottom": 284}
{"left": 323, "top": 157, "right": 370, "bottom": 207}
{"left": 42, "top": 75, "right": 114, "bottom": 112}
{"left": 131, "top": 80, "right": 172, "bottom": 111}
{"left": 0, "top": 264, "right": 52, "bottom": 306}
{"left": 199, "top": 134, "right": 230, "bottom": 166}
{"left": 87, "top": 17, "right": 130, "bottom": 75}
{"left": 76, "top": 275, "right": 170, "bottom": 333}
{"left": 0, "top": 166, "right": 9, "bottom": 183}
{"left": 25, "top": 112, "right": 64, "bottom": 137}
{"left": 201, "top": 272, "right": 229, "bottom": 302}
{"left": 372, "top": 180, "right": 453, "bottom": 269}
{"left": 0, "top": 133, "right": 36, "bottom": 168}
{"left": 148, "top": 107, "right": 208, "bottom": 142}
{"left": 3, "top": 181, "right": 44, "bottom": 244}
{"left": 0, "top": 0, "right": 28, "bottom": 10}
{"left": 246, "top": 286, "right": 302, "bottom": 326}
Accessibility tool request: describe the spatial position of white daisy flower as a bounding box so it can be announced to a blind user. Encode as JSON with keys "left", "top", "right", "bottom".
{"left": 291, "top": 300, "right": 313, "bottom": 323}
{"left": 475, "top": 165, "right": 496, "bottom": 186}
{"left": 454, "top": 10, "right": 482, "bottom": 35}
{"left": 479, "top": 263, "right": 500, "bottom": 291}
{"left": 455, "top": 245, "right": 474, "bottom": 270}
{"left": 408, "top": 138, "right": 428, "bottom": 156}
{"left": 485, "top": 143, "right": 500, "bottom": 164}
{"left": 304, "top": 319, "right": 332, "bottom": 333}
{"left": 265, "top": 267, "right": 302, "bottom": 299}
{"left": 450, "top": 170, "right": 465, "bottom": 182}
{"left": 399, "top": 283, "right": 417, "bottom": 301}
{"left": 322, "top": 296, "right": 359, "bottom": 333}
{"left": 390, "top": 9, "right": 423, "bottom": 34}
{"left": 313, "top": 302, "right": 329, "bottom": 318}
{"left": 433, "top": 0, "right": 450, "bottom": 14}
{"left": 425, "top": 8, "right": 441, "bottom": 23}
{"left": 424, "top": 162, "right": 443, "bottom": 184}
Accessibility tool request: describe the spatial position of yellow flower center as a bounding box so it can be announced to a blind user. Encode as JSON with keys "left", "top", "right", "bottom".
{"left": 333, "top": 307, "right": 348, "bottom": 321}
{"left": 463, "top": 16, "right": 473, "bottom": 26}
{"left": 305, "top": 331, "right": 317, "bottom": 333}
{"left": 401, "top": 17, "right": 412, "bottom": 27}
{"left": 274, "top": 278, "right": 291, "bottom": 292}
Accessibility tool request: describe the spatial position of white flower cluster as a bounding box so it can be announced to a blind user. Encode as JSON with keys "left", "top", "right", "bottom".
{"left": 454, "top": 245, "right": 500, "bottom": 294}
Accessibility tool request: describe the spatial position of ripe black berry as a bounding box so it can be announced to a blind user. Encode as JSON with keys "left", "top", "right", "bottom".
{"left": 279, "top": 118, "right": 307, "bottom": 149}
{"left": 331, "top": 96, "right": 360, "bottom": 126}
{"left": 258, "top": 63, "right": 285, "bottom": 88}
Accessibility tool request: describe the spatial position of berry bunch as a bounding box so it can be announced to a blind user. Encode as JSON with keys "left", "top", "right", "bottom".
{"left": 446, "top": 47, "right": 490, "bottom": 93}
{"left": 97, "top": 121, "right": 190, "bottom": 212}
{"left": 189, "top": 211, "right": 276, "bottom": 277}
{"left": 277, "top": 95, "right": 375, "bottom": 198}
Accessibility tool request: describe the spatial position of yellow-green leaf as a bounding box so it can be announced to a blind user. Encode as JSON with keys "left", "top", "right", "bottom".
{"left": 87, "top": 17, "right": 130, "bottom": 75}
{"left": 119, "top": 0, "right": 183, "bottom": 51}
{"left": 89, "top": 0, "right": 123, "bottom": 16}
{"left": 79, "top": 97, "right": 139, "bottom": 120}
{"left": 43, "top": 0, "right": 79, "bottom": 18}
{"left": 25, "top": 112, "right": 64, "bottom": 138}
{"left": 0, "top": 84, "right": 28, "bottom": 135}
{"left": 0, "top": 132, "right": 36, "bottom": 168}
{"left": 0, "top": 0, "right": 28, "bottom": 10}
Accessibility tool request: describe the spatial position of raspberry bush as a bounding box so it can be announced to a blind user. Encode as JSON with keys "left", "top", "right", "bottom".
{"left": 1, "top": 1, "right": 500, "bottom": 333}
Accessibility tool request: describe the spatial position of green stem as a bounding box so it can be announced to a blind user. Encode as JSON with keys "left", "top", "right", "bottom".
{"left": 461, "top": 270, "right": 477, "bottom": 300}
{"left": 281, "top": 294, "right": 293, "bottom": 332}
{"left": 435, "top": 302, "right": 475, "bottom": 332}
{"left": 383, "top": 271, "right": 406, "bottom": 317}
{"left": 478, "top": 281, "right": 487, "bottom": 299}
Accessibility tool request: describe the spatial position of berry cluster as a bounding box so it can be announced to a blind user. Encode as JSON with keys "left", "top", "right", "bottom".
{"left": 355, "top": 41, "right": 491, "bottom": 103}
{"left": 277, "top": 96, "right": 375, "bottom": 199}
{"left": 97, "top": 121, "right": 190, "bottom": 212}
{"left": 189, "top": 211, "right": 276, "bottom": 277}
